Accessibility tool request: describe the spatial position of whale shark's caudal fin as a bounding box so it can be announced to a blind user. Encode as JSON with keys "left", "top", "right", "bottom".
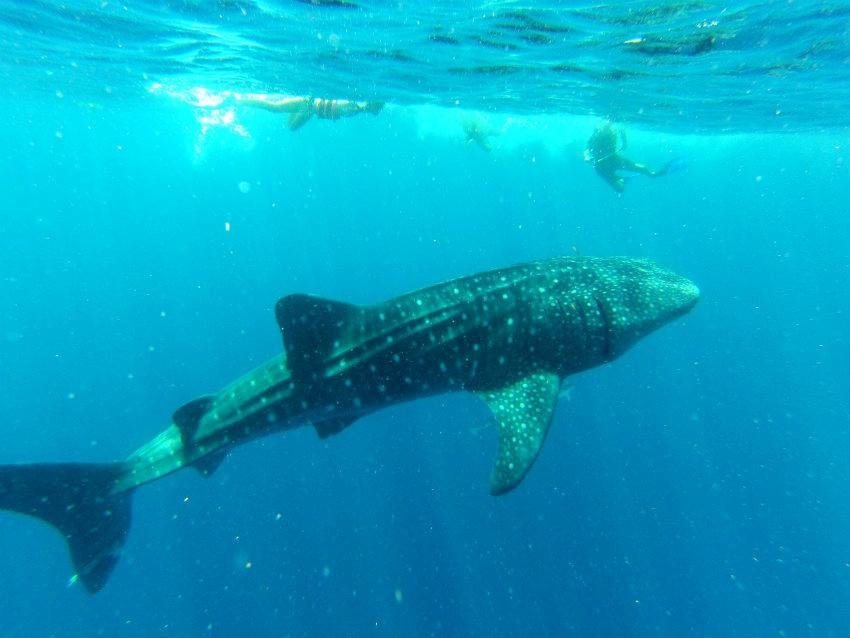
{"left": 0, "top": 462, "right": 133, "bottom": 593}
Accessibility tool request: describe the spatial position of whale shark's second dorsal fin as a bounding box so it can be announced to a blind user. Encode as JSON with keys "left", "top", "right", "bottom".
{"left": 477, "top": 372, "right": 561, "bottom": 495}
{"left": 172, "top": 396, "right": 228, "bottom": 476}
{"left": 173, "top": 396, "right": 215, "bottom": 446}
{"left": 276, "top": 294, "right": 359, "bottom": 385}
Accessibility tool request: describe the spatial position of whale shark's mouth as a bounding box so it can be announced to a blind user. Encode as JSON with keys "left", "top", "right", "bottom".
{"left": 671, "top": 278, "right": 700, "bottom": 316}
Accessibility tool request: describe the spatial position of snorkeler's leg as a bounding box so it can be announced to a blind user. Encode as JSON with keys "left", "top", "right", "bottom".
{"left": 287, "top": 110, "right": 314, "bottom": 131}
{"left": 314, "top": 99, "right": 383, "bottom": 120}
{"left": 238, "top": 95, "right": 310, "bottom": 113}
{"left": 618, "top": 157, "right": 658, "bottom": 177}
{"left": 595, "top": 167, "right": 626, "bottom": 193}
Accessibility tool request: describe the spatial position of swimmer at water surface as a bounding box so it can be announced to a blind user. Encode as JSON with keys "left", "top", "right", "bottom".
{"left": 238, "top": 94, "right": 384, "bottom": 131}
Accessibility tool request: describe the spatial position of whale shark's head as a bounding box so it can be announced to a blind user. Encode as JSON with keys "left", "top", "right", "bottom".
{"left": 589, "top": 257, "right": 699, "bottom": 359}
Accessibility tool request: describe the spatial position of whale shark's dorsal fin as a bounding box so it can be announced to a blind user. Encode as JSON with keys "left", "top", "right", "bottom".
{"left": 477, "top": 372, "right": 561, "bottom": 495}
{"left": 276, "top": 294, "right": 360, "bottom": 384}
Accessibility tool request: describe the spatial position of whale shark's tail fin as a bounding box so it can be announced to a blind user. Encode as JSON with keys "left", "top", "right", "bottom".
{"left": 0, "top": 462, "right": 133, "bottom": 593}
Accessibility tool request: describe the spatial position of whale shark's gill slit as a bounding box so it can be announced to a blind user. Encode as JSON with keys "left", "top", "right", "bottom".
{"left": 594, "top": 296, "right": 613, "bottom": 361}
{"left": 571, "top": 299, "right": 592, "bottom": 353}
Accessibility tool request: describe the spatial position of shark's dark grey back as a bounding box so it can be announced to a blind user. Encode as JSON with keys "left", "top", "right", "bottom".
{"left": 274, "top": 256, "right": 698, "bottom": 493}
{"left": 0, "top": 255, "right": 698, "bottom": 594}
{"left": 276, "top": 258, "right": 569, "bottom": 397}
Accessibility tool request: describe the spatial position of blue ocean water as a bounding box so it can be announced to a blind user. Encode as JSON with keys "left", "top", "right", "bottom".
{"left": 0, "top": 1, "right": 849, "bottom": 636}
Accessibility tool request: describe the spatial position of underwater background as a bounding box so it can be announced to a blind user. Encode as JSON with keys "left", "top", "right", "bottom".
{"left": 0, "top": 1, "right": 849, "bottom": 636}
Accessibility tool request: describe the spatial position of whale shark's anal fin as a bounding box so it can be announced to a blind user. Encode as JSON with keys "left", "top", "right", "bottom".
{"left": 0, "top": 462, "right": 133, "bottom": 593}
{"left": 313, "top": 415, "right": 358, "bottom": 438}
{"left": 172, "top": 396, "right": 226, "bottom": 477}
{"left": 276, "top": 294, "right": 360, "bottom": 385}
{"left": 191, "top": 450, "right": 228, "bottom": 477}
{"left": 477, "top": 372, "right": 561, "bottom": 495}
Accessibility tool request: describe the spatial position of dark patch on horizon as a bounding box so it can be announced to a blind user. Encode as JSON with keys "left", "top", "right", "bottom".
{"left": 518, "top": 32, "right": 553, "bottom": 46}
{"left": 430, "top": 33, "right": 460, "bottom": 45}
{"left": 624, "top": 33, "right": 716, "bottom": 56}
{"left": 471, "top": 35, "right": 520, "bottom": 51}
{"left": 364, "top": 48, "right": 416, "bottom": 63}
{"left": 495, "top": 10, "right": 574, "bottom": 34}
{"left": 574, "top": 1, "right": 707, "bottom": 27}
{"left": 294, "top": 0, "right": 359, "bottom": 8}
{"left": 448, "top": 64, "right": 525, "bottom": 76}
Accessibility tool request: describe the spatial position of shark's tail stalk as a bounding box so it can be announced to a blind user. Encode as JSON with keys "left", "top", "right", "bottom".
{"left": 0, "top": 462, "right": 133, "bottom": 593}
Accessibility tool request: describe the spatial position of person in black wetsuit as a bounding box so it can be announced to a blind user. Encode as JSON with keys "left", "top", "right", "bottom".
{"left": 584, "top": 122, "right": 672, "bottom": 193}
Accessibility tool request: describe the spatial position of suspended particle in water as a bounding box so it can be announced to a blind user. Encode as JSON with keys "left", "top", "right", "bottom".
{"left": 238, "top": 180, "right": 251, "bottom": 194}
{"left": 225, "top": 221, "right": 232, "bottom": 232}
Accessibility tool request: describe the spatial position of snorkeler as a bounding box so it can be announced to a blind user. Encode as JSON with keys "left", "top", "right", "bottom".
{"left": 462, "top": 118, "right": 497, "bottom": 152}
{"left": 237, "top": 94, "right": 384, "bottom": 131}
{"left": 584, "top": 122, "right": 673, "bottom": 193}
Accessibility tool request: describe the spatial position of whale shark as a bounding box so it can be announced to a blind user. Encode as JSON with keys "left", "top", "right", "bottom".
{"left": 0, "top": 256, "right": 698, "bottom": 592}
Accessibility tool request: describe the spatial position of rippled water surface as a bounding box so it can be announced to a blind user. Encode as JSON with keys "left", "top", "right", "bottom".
{"left": 2, "top": 1, "right": 850, "bottom": 130}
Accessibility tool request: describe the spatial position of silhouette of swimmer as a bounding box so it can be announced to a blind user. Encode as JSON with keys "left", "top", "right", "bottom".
{"left": 584, "top": 123, "right": 674, "bottom": 193}
{"left": 462, "top": 118, "right": 497, "bottom": 152}
{"left": 238, "top": 94, "right": 384, "bottom": 131}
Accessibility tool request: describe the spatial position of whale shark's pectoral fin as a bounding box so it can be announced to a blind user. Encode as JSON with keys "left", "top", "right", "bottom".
{"left": 276, "top": 294, "right": 361, "bottom": 384}
{"left": 477, "top": 372, "right": 561, "bottom": 495}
